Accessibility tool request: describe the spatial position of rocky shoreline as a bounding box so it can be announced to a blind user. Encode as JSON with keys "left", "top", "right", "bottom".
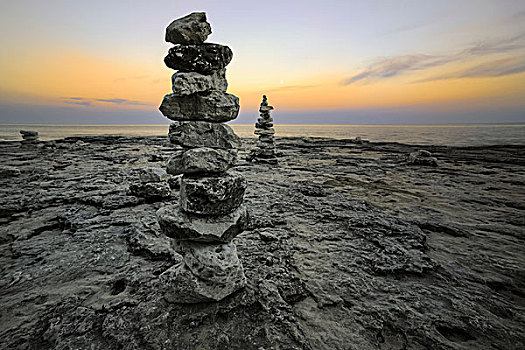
{"left": 1, "top": 135, "right": 524, "bottom": 349}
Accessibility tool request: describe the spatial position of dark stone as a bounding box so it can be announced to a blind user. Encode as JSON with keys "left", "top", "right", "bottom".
{"left": 129, "top": 182, "right": 171, "bottom": 199}
{"left": 180, "top": 171, "right": 246, "bottom": 215}
{"left": 165, "top": 12, "right": 212, "bottom": 45}
{"left": 164, "top": 44, "right": 233, "bottom": 74}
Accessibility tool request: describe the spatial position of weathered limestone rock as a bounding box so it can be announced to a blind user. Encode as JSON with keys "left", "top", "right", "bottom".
{"left": 160, "top": 91, "right": 239, "bottom": 122}
{"left": 180, "top": 171, "right": 246, "bottom": 215}
{"left": 157, "top": 203, "right": 248, "bottom": 242}
{"left": 129, "top": 182, "right": 171, "bottom": 199}
{"left": 173, "top": 241, "right": 245, "bottom": 283}
{"left": 160, "top": 262, "right": 246, "bottom": 303}
{"left": 168, "top": 121, "right": 241, "bottom": 149}
{"left": 165, "top": 12, "right": 212, "bottom": 45}
{"left": 138, "top": 167, "right": 168, "bottom": 183}
{"left": 166, "top": 147, "right": 236, "bottom": 175}
{"left": 164, "top": 44, "right": 233, "bottom": 74}
{"left": 408, "top": 150, "right": 438, "bottom": 167}
{"left": 171, "top": 69, "right": 227, "bottom": 96}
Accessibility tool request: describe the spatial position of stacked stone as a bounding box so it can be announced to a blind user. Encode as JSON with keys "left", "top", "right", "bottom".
{"left": 247, "top": 95, "right": 278, "bottom": 164}
{"left": 20, "top": 130, "right": 39, "bottom": 144}
{"left": 155, "top": 12, "right": 248, "bottom": 303}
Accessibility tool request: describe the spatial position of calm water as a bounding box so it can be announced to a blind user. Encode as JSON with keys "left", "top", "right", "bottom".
{"left": 1, "top": 124, "right": 524, "bottom": 146}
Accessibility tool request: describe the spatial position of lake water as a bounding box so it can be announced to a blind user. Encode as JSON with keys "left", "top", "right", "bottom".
{"left": 1, "top": 124, "right": 524, "bottom": 146}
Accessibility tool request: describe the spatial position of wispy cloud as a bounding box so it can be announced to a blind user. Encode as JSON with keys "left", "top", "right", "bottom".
{"left": 414, "top": 56, "right": 525, "bottom": 83}
{"left": 342, "top": 32, "right": 525, "bottom": 85}
{"left": 61, "top": 97, "right": 146, "bottom": 106}
{"left": 96, "top": 98, "right": 146, "bottom": 105}
{"left": 62, "top": 97, "right": 92, "bottom": 106}
{"left": 343, "top": 54, "right": 453, "bottom": 84}
{"left": 464, "top": 33, "right": 525, "bottom": 55}
{"left": 64, "top": 100, "right": 91, "bottom": 106}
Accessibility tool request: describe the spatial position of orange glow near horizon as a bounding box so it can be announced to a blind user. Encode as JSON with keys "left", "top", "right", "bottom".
{"left": 2, "top": 47, "right": 525, "bottom": 114}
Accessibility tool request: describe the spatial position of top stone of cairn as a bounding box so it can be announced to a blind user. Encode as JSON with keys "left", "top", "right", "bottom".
{"left": 165, "top": 12, "right": 212, "bottom": 45}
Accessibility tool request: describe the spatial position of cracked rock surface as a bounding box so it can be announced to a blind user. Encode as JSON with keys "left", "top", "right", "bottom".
{"left": 0, "top": 135, "right": 524, "bottom": 349}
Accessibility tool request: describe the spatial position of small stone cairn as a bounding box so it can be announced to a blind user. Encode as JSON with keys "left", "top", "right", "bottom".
{"left": 155, "top": 12, "right": 248, "bottom": 303}
{"left": 20, "top": 130, "right": 39, "bottom": 144}
{"left": 247, "top": 95, "right": 278, "bottom": 164}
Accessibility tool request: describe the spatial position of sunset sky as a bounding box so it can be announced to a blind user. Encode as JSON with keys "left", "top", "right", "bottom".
{"left": 1, "top": 0, "right": 524, "bottom": 124}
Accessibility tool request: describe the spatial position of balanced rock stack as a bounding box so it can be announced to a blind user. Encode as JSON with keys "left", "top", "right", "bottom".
{"left": 247, "top": 95, "right": 278, "bottom": 164}
{"left": 155, "top": 12, "right": 248, "bottom": 303}
{"left": 20, "top": 130, "right": 39, "bottom": 144}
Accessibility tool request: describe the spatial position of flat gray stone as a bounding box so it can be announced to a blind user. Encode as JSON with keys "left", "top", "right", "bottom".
{"left": 165, "top": 12, "right": 212, "bottom": 45}
{"left": 159, "top": 91, "right": 239, "bottom": 123}
{"left": 167, "top": 147, "right": 236, "bottom": 175}
{"left": 157, "top": 203, "right": 248, "bottom": 242}
{"left": 259, "top": 105, "right": 273, "bottom": 112}
{"left": 180, "top": 171, "right": 246, "bottom": 215}
{"left": 169, "top": 121, "right": 241, "bottom": 149}
{"left": 256, "top": 141, "right": 275, "bottom": 149}
{"left": 164, "top": 44, "right": 233, "bottom": 74}
{"left": 171, "top": 69, "right": 227, "bottom": 96}
{"left": 254, "top": 128, "right": 275, "bottom": 136}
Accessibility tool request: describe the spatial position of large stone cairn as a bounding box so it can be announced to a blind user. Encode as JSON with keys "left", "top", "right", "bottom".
{"left": 247, "top": 95, "right": 278, "bottom": 164}
{"left": 156, "top": 12, "right": 248, "bottom": 303}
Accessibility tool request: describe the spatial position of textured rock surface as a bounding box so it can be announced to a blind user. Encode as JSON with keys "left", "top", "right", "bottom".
{"left": 180, "top": 171, "right": 247, "bottom": 215}
{"left": 157, "top": 203, "right": 248, "bottom": 242}
{"left": 1, "top": 135, "right": 524, "bottom": 349}
{"left": 129, "top": 181, "right": 171, "bottom": 199}
{"left": 408, "top": 149, "right": 438, "bottom": 166}
{"left": 165, "top": 12, "right": 212, "bottom": 45}
{"left": 173, "top": 240, "right": 245, "bottom": 283}
{"left": 168, "top": 121, "right": 241, "bottom": 149}
{"left": 166, "top": 147, "right": 236, "bottom": 175}
{"left": 164, "top": 44, "right": 233, "bottom": 74}
{"left": 138, "top": 167, "right": 168, "bottom": 183}
{"left": 160, "top": 91, "right": 239, "bottom": 122}
{"left": 171, "top": 69, "right": 227, "bottom": 96}
{"left": 159, "top": 262, "right": 246, "bottom": 303}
